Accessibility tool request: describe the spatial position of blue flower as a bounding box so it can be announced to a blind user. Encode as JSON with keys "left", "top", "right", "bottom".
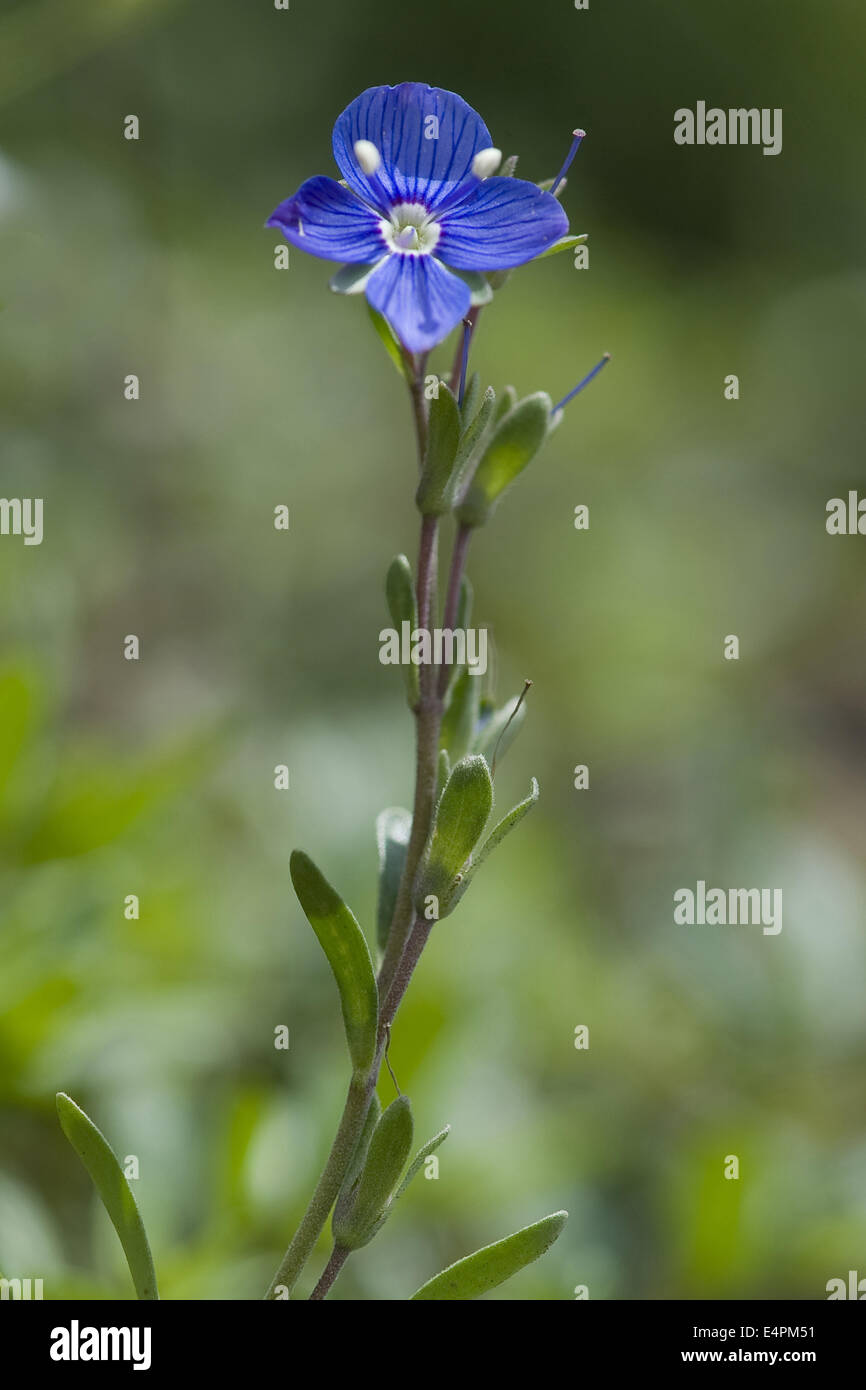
{"left": 267, "top": 83, "right": 569, "bottom": 354}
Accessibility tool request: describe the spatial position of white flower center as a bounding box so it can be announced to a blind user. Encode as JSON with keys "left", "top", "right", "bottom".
{"left": 381, "top": 202, "right": 440, "bottom": 257}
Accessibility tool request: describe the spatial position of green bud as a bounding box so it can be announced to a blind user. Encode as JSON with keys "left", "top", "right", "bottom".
{"left": 415, "top": 384, "right": 461, "bottom": 516}
{"left": 416, "top": 755, "right": 493, "bottom": 917}
{"left": 332, "top": 1095, "right": 414, "bottom": 1251}
{"left": 455, "top": 392, "right": 552, "bottom": 529}
{"left": 385, "top": 555, "right": 419, "bottom": 708}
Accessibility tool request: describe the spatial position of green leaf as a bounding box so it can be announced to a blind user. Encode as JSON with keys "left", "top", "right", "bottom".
{"left": 334, "top": 1092, "right": 382, "bottom": 1223}
{"left": 376, "top": 807, "right": 412, "bottom": 955}
{"left": 460, "top": 371, "right": 481, "bottom": 424}
{"left": 289, "top": 851, "right": 378, "bottom": 1073}
{"left": 439, "top": 665, "right": 481, "bottom": 765}
{"left": 367, "top": 303, "right": 408, "bottom": 378}
{"left": 500, "top": 154, "right": 519, "bottom": 177}
{"left": 493, "top": 385, "right": 517, "bottom": 424}
{"left": 455, "top": 392, "right": 552, "bottom": 528}
{"left": 55, "top": 1093, "right": 159, "bottom": 1301}
{"left": 452, "top": 387, "right": 496, "bottom": 500}
{"left": 450, "top": 778, "right": 539, "bottom": 911}
{"left": 410, "top": 1210, "right": 567, "bottom": 1300}
{"left": 396, "top": 1125, "right": 450, "bottom": 1199}
{"left": 415, "top": 383, "right": 461, "bottom": 516}
{"left": 416, "top": 755, "right": 493, "bottom": 916}
{"left": 435, "top": 747, "right": 451, "bottom": 802}
{"left": 330, "top": 261, "right": 378, "bottom": 294}
{"left": 385, "top": 555, "right": 419, "bottom": 708}
{"left": 534, "top": 233, "right": 588, "bottom": 260}
{"left": 332, "top": 1095, "right": 414, "bottom": 1250}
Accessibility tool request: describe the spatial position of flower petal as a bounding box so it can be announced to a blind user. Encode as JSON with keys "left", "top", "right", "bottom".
{"left": 365, "top": 255, "right": 471, "bottom": 353}
{"left": 437, "top": 178, "right": 569, "bottom": 271}
{"left": 333, "top": 84, "right": 493, "bottom": 214}
{"left": 267, "top": 176, "right": 386, "bottom": 263}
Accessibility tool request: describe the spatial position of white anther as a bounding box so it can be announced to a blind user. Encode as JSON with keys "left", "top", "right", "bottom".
{"left": 354, "top": 139, "right": 382, "bottom": 175}
{"left": 471, "top": 147, "right": 502, "bottom": 179}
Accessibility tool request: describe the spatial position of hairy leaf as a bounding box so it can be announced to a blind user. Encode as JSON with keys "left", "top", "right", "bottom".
{"left": 411, "top": 1210, "right": 567, "bottom": 1300}
{"left": 289, "top": 850, "right": 378, "bottom": 1072}
{"left": 56, "top": 1093, "right": 159, "bottom": 1301}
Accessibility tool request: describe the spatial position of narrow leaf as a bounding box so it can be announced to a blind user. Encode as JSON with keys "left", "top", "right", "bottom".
{"left": 385, "top": 555, "right": 419, "bottom": 708}
{"left": 460, "top": 370, "right": 481, "bottom": 423}
{"left": 452, "top": 387, "right": 496, "bottom": 502}
{"left": 376, "top": 807, "right": 411, "bottom": 955}
{"left": 334, "top": 1093, "right": 382, "bottom": 1225}
{"left": 367, "top": 303, "right": 408, "bottom": 378}
{"left": 332, "top": 1095, "right": 414, "bottom": 1250}
{"left": 435, "top": 748, "right": 451, "bottom": 802}
{"left": 439, "top": 665, "right": 480, "bottom": 765}
{"left": 396, "top": 1125, "right": 450, "bottom": 1199}
{"left": 289, "top": 850, "right": 378, "bottom": 1073}
{"left": 56, "top": 1093, "right": 159, "bottom": 1301}
{"left": 411, "top": 1210, "right": 567, "bottom": 1300}
{"left": 450, "top": 778, "right": 539, "bottom": 911}
{"left": 415, "top": 383, "right": 461, "bottom": 516}
{"left": 493, "top": 385, "right": 517, "bottom": 424}
{"left": 416, "top": 755, "right": 493, "bottom": 916}
{"left": 534, "top": 233, "right": 588, "bottom": 261}
{"left": 330, "top": 261, "right": 377, "bottom": 294}
{"left": 455, "top": 393, "right": 552, "bottom": 528}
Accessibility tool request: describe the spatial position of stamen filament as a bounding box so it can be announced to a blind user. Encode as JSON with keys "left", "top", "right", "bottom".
{"left": 550, "top": 128, "right": 586, "bottom": 196}
{"left": 551, "top": 353, "right": 610, "bottom": 415}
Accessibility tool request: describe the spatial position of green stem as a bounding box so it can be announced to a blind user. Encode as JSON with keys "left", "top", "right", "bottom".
{"left": 264, "top": 360, "right": 443, "bottom": 1301}
{"left": 306, "top": 919, "right": 433, "bottom": 1300}
{"left": 377, "top": 513, "right": 442, "bottom": 1002}
{"left": 264, "top": 1071, "right": 372, "bottom": 1299}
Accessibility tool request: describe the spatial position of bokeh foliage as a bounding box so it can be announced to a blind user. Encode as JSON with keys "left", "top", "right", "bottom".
{"left": 1, "top": 0, "right": 865, "bottom": 1299}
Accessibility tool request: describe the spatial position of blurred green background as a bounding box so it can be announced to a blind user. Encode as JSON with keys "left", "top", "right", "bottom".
{"left": 2, "top": 0, "right": 865, "bottom": 1300}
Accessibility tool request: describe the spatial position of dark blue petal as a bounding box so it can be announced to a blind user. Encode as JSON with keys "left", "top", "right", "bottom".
{"left": 333, "top": 84, "right": 493, "bottom": 214}
{"left": 267, "top": 176, "right": 386, "bottom": 263}
{"left": 437, "top": 178, "right": 569, "bottom": 270}
{"left": 365, "top": 254, "right": 471, "bottom": 353}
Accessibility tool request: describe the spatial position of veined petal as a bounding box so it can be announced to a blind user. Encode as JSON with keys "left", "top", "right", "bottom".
{"left": 333, "top": 84, "right": 493, "bottom": 214}
{"left": 437, "top": 178, "right": 569, "bottom": 271}
{"left": 267, "top": 176, "right": 386, "bottom": 263}
{"left": 365, "top": 254, "right": 470, "bottom": 354}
